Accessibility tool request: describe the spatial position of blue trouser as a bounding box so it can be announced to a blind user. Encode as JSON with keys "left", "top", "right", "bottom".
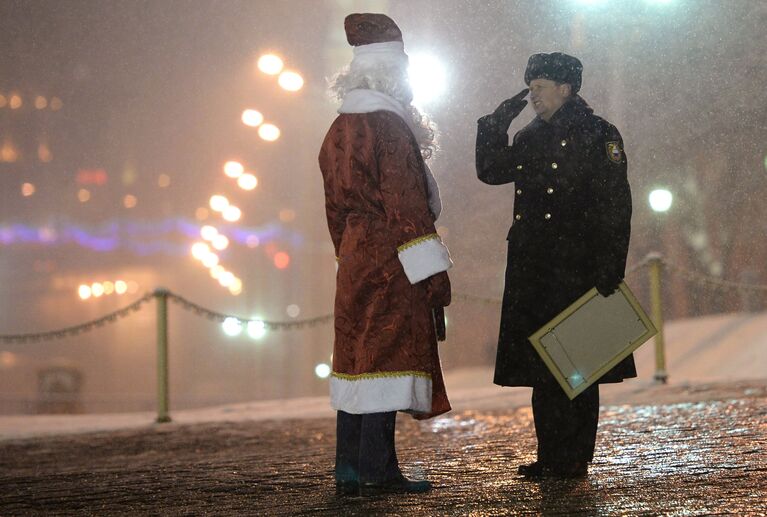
{"left": 335, "top": 410, "right": 400, "bottom": 483}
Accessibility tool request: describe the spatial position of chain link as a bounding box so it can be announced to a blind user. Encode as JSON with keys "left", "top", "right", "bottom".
{"left": 663, "top": 261, "right": 767, "bottom": 292}
{"left": 0, "top": 293, "right": 154, "bottom": 344}
{"left": 165, "top": 292, "right": 335, "bottom": 330}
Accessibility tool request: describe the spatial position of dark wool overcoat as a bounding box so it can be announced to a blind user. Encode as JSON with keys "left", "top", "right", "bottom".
{"left": 476, "top": 96, "right": 637, "bottom": 387}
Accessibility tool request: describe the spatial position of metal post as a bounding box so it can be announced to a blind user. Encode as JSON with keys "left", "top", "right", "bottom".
{"left": 154, "top": 288, "right": 171, "bottom": 423}
{"left": 648, "top": 254, "right": 668, "bottom": 383}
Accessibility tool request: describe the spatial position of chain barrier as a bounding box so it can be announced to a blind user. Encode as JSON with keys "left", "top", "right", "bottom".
{"left": 3, "top": 259, "right": 765, "bottom": 344}
{"left": 0, "top": 292, "right": 154, "bottom": 344}
{"left": 663, "top": 261, "right": 767, "bottom": 292}
{"left": 165, "top": 292, "right": 335, "bottom": 330}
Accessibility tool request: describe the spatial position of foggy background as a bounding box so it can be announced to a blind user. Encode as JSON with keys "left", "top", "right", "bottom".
{"left": 1, "top": 0, "right": 765, "bottom": 414}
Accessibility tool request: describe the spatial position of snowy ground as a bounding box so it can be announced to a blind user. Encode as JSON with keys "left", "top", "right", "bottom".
{"left": 1, "top": 310, "right": 765, "bottom": 442}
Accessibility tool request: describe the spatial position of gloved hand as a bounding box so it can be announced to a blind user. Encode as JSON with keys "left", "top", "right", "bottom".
{"left": 490, "top": 88, "right": 529, "bottom": 131}
{"left": 426, "top": 271, "right": 451, "bottom": 308}
{"left": 595, "top": 275, "right": 622, "bottom": 297}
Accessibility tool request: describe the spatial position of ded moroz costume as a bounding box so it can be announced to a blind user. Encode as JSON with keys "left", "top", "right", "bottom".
{"left": 318, "top": 13, "right": 452, "bottom": 495}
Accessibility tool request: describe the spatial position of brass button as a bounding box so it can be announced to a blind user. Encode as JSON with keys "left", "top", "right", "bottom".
{"left": 516, "top": 164, "right": 523, "bottom": 170}
{"left": 516, "top": 189, "right": 522, "bottom": 195}
{"left": 561, "top": 140, "right": 567, "bottom": 147}
{"left": 515, "top": 214, "right": 522, "bottom": 221}
{"left": 551, "top": 162, "right": 558, "bottom": 169}
{"left": 544, "top": 213, "right": 551, "bottom": 220}
{"left": 546, "top": 187, "right": 554, "bottom": 194}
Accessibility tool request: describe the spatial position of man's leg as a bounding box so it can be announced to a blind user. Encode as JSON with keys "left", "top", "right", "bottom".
{"left": 335, "top": 410, "right": 362, "bottom": 486}
{"left": 358, "top": 411, "right": 399, "bottom": 483}
{"left": 529, "top": 382, "right": 599, "bottom": 475}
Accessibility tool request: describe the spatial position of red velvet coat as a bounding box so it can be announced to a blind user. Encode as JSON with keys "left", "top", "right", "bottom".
{"left": 318, "top": 110, "right": 451, "bottom": 419}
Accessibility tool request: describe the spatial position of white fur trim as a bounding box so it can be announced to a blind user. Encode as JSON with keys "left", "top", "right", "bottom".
{"left": 330, "top": 372, "right": 432, "bottom": 414}
{"left": 397, "top": 234, "right": 453, "bottom": 284}
{"left": 339, "top": 89, "right": 443, "bottom": 221}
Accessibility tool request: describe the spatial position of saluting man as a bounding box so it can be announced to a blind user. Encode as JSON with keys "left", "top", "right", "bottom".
{"left": 475, "top": 52, "right": 636, "bottom": 478}
{"left": 319, "top": 13, "right": 453, "bottom": 495}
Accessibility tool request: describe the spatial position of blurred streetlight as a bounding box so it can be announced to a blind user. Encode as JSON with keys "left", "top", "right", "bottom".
{"left": 200, "top": 225, "right": 218, "bottom": 241}
{"left": 191, "top": 241, "right": 211, "bottom": 260}
{"left": 315, "top": 363, "right": 331, "bottom": 379}
{"left": 209, "top": 194, "right": 229, "bottom": 212}
{"left": 223, "top": 160, "right": 244, "bottom": 178}
{"left": 222, "top": 317, "right": 243, "bottom": 337}
{"left": 241, "top": 109, "right": 264, "bottom": 127}
{"left": 237, "top": 173, "right": 258, "bottom": 190}
{"left": 247, "top": 320, "right": 267, "bottom": 339}
{"left": 258, "top": 123, "right": 280, "bottom": 142}
{"left": 222, "top": 205, "right": 242, "bottom": 222}
{"left": 408, "top": 53, "right": 447, "bottom": 106}
{"left": 258, "top": 54, "right": 283, "bottom": 75}
{"left": 649, "top": 188, "right": 673, "bottom": 212}
{"left": 211, "top": 234, "right": 229, "bottom": 250}
{"left": 278, "top": 71, "right": 304, "bottom": 92}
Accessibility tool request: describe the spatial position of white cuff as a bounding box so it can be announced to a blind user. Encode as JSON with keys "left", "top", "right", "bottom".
{"left": 397, "top": 233, "right": 453, "bottom": 284}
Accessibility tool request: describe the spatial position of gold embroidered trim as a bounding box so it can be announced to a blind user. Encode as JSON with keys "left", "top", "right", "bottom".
{"left": 396, "top": 233, "right": 440, "bottom": 253}
{"left": 332, "top": 370, "right": 432, "bottom": 381}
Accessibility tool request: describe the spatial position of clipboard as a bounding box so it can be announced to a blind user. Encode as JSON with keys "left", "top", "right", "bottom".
{"left": 528, "top": 282, "right": 657, "bottom": 400}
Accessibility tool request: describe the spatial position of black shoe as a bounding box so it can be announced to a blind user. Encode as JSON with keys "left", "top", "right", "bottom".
{"left": 359, "top": 474, "right": 432, "bottom": 496}
{"left": 335, "top": 479, "right": 359, "bottom": 495}
{"left": 517, "top": 461, "right": 545, "bottom": 477}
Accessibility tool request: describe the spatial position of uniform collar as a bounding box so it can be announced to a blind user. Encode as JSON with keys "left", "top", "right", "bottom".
{"left": 542, "top": 95, "right": 594, "bottom": 128}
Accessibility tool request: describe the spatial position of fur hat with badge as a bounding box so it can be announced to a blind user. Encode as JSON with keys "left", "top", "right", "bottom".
{"left": 524, "top": 52, "right": 583, "bottom": 94}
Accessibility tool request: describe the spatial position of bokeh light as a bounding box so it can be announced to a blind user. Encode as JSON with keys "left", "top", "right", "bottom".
{"left": 258, "top": 123, "right": 280, "bottom": 142}
{"left": 315, "top": 363, "right": 331, "bottom": 379}
{"left": 649, "top": 189, "right": 673, "bottom": 213}
{"left": 274, "top": 251, "right": 290, "bottom": 269}
{"left": 211, "top": 234, "right": 229, "bottom": 250}
{"left": 278, "top": 71, "right": 304, "bottom": 92}
{"left": 247, "top": 320, "right": 267, "bottom": 339}
{"left": 223, "top": 160, "right": 244, "bottom": 178}
{"left": 209, "top": 195, "right": 229, "bottom": 212}
{"left": 237, "top": 173, "right": 257, "bottom": 190}
{"left": 241, "top": 109, "right": 264, "bottom": 127}
{"left": 34, "top": 96, "right": 47, "bottom": 109}
{"left": 200, "top": 225, "right": 218, "bottom": 241}
{"left": 9, "top": 94, "right": 22, "bottom": 109}
{"left": 157, "top": 174, "right": 171, "bottom": 188}
{"left": 21, "top": 183, "right": 35, "bottom": 197}
{"left": 115, "top": 280, "right": 128, "bottom": 294}
{"left": 49, "top": 97, "right": 63, "bottom": 111}
{"left": 222, "top": 317, "right": 243, "bottom": 337}
{"left": 258, "top": 54, "right": 283, "bottom": 75}
{"left": 123, "top": 194, "right": 138, "bottom": 208}
{"left": 201, "top": 252, "right": 219, "bottom": 268}
{"left": 91, "top": 282, "right": 105, "bottom": 297}
{"left": 222, "top": 205, "right": 242, "bottom": 222}
{"left": 286, "top": 304, "right": 300, "bottom": 318}
{"left": 78, "top": 284, "right": 92, "bottom": 300}
{"left": 191, "top": 241, "right": 211, "bottom": 260}
{"left": 408, "top": 53, "right": 447, "bottom": 106}
{"left": 78, "top": 189, "right": 91, "bottom": 203}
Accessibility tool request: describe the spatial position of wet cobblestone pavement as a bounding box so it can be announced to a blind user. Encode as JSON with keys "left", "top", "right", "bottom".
{"left": 1, "top": 385, "right": 766, "bottom": 516}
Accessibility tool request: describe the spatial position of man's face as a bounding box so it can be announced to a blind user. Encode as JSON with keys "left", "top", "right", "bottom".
{"left": 529, "top": 78, "right": 571, "bottom": 121}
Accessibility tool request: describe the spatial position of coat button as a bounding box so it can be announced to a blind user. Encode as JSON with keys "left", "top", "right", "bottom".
{"left": 551, "top": 162, "right": 558, "bottom": 169}
{"left": 516, "top": 189, "right": 522, "bottom": 195}
{"left": 515, "top": 214, "right": 522, "bottom": 220}
{"left": 516, "top": 164, "right": 523, "bottom": 170}
{"left": 546, "top": 187, "right": 554, "bottom": 194}
{"left": 561, "top": 140, "right": 567, "bottom": 147}
{"left": 544, "top": 213, "right": 551, "bottom": 220}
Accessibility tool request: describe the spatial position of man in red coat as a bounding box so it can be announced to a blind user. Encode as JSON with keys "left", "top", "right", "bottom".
{"left": 318, "top": 13, "right": 453, "bottom": 496}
